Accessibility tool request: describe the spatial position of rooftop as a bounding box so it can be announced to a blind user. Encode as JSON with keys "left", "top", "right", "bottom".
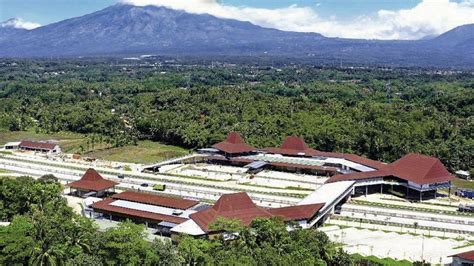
{"left": 66, "top": 168, "right": 118, "bottom": 191}
{"left": 19, "top": 140, "right": 58, "bottom": 150}
{"left": 112, "top": 191, "right": 199, "bottom": 210}
{"left": 212, "top": 132, "right": 256, "bottom": 154}
{"left": 327, "top": 153, "right": 455, "bottom": 185}
{"left": 450, "top": 250, "right": 474, "bottom": 261}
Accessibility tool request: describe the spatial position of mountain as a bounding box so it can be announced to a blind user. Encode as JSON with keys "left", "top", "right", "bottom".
{"left": 430, "top": 24, "right": 474, "bottom": 49}
{"left": 0, "top": 18, "right": 28, "bottom": 41}
{"left": 0, "top": 5, "right": 324, "bottom": 57}
{"left": 0, "top": 4, "right": 472, "bottom": 68}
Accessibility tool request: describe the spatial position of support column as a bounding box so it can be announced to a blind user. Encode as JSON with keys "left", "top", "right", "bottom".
{"left": 380, "top": 184, "right": 383, "bottom": 194}
{"left": 419, "top": 191, "right": 422, "bottom": 202}
{"left": 365, "top": 185, "right": 368, "bottom": 197}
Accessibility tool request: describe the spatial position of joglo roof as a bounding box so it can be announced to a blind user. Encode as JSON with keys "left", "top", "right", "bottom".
{"left": 189, "top": 192, "right": 324, "bottom": 232}
{"left": 66, "top": 168, "right": 118, "bottom": 191}
{"left": 327, "top": 153, "right": 455, "bottom": 185}
{"left": 212, "top": 132, "right": 256, "bottom": 154}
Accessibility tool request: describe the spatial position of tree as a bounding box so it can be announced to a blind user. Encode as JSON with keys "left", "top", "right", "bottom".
{"left": 98, "top": 221, "right": 159, "bottom": 265}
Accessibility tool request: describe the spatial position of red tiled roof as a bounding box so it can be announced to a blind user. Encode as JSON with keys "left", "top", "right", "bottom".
{"left": 190, "top": 192, "right": 325, "bottom": 232}
{"left": 327, "top": 170, "right": 389, "bottom": 183}
{"left": 268, "top": 203, "right": 324, "bottom": 221}
{"left": 212, "top": 132, "right": 256, "bottom": 154}
{"left": 112, "top": 191, "right": 199, "bottom": 210}
{"left": 66, "top": 168, "right": 118, "bottom": 191}
{"left": 327, "top": 153, "right": 455, "bottom": 185}
{"left": 264, "top": 136, "right": 319, "bottom": 157}
{"left": 190, "top": 192, "right": 273, "bottom": 232}
{"left": 384, "top": 153, "right": 455, "bottom": 185}
{"left": 264, "top": 136, "right": 384, "bottom": 169}
{"left": 91, "top": 198, "right": 187, "bottom": 224}
{"left": 450, "top": 250, "right": 474, "bottom": 261}
{"left": 19, "top": 140, "right": 57, "bottom": 150}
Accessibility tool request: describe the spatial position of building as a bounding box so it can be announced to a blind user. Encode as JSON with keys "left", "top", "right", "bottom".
{"left": 211, "top": 132, "right": 257, "bottom": 157}
{"left": 171, "top": 192, "right": 325, "bottom": 237}
{"left": 450, "top": 250, "right": 474, "bottom": 266}
{"left": 3, "top": 141, "right": 21, "bottom": 150}
{"left": 66, "top": 168, "right": 118, "bottom": 197}
{"left": 91, "top": 191, "right": 203, "bottom": 235}
{"left": 327, "top": 153, "right": 455, "bottom": 201}
{"left": 207, "top": 134, "right": 384, "bottom": 176}
{"left": 18, "top": 140, "right": 61, "bottom": 153}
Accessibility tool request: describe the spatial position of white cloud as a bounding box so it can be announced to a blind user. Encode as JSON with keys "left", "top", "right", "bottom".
{"left": 122, "top": 0, "right": 474, "bottom": 40}
{"left": 1, "top": 18, "right": 41, "bottom": 30}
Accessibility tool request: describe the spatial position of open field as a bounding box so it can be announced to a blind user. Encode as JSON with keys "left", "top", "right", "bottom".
{"left": 452, "top": 177, "right": 474, "bottom": 190}
{"left": 0, "top": 130, "right": 189, "bottom": 164}
{"left": 85, "top": 140, "right": 189, "bottom": 164}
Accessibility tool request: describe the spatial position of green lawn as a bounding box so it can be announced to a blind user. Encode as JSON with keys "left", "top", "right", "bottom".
{"left": 452, "top": 178, "right": 474, "bottom": 190}
{"left": 0, "top": 130, "right": 189, "bottom": 164}
{"left": 85, "top": 140, "right": 189, "bottom": 164}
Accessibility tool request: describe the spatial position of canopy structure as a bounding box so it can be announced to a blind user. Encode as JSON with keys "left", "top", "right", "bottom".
{"left": 212, "top": 132, "right": 256, "bottom": 155}
{"left": 67, "top": 168, "right": 118, "bottom": 195}
{"left": 327, "top": 153, "right": 455, "bottom": 186}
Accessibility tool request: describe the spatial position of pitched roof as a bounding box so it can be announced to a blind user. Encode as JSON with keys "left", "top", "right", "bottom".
{"left": 268, "top": 203, "right": 324, "bottom": 221}
{"left": 91, "top": 198, "right": 188, "bottom": 224}
{"left": 190, "top": 192, "right": 325, "bottom": 232}
{"left": 327, "top": 170, "right": 389, "bottom": 183}
{"left": 264, "top": 136, "right": 384, "bottom": 169}
{"left": 66, "top": 168, "right": 118, "bottom": 191}
{"left": 264, "top": 136, "right": 319, "bottom": 157}
{"left": 450, "top": 250, "right": 474, "bottom": 261}
{"left": 189, "top": 192, "right": 273, "bottom": 232}
{"left": 112, "top": 191, "right": 199, "bottom": 210}
{"left": 19, "top": 140, "right": 58, "bottom": 150}
{"left": 212, "top": 132, "right": 256, "bottom": 154}
{"left": 327, "top": 153, "right": 455, "bottom": 185}
{"left": 384, "top": 153, "right": 455, "bottom": 184}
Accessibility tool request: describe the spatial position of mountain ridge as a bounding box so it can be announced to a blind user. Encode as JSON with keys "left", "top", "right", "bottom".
{"left": 0, "top": 4, "right": 472, "bottom": 68}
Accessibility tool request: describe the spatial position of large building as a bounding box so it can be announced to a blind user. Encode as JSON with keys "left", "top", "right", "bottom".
{"left": 327, "top": 153, "right": 455, "bottom": 201}
{"left": 205, "top": 132, "right": 454, "bottom": 201}
{"left": 171, "top": 192, "right": 325, "bottom": 237}
{"left": 450, "top": 250, "right": 474, "bottom": 266}
{"left": 90, "top": 191, "right": 202, "bottom": 235}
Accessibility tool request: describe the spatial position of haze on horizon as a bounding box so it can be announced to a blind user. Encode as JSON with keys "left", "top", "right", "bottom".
{"left": 1, "top": 0, "right": 473, "bottom": 40}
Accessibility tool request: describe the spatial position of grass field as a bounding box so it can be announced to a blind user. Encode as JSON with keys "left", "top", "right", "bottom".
{"left": 452, "top": 177, "right": 474, "bottom": 190}
{"left": 85, "top": 140, "right": 189, "bottom": 164}
{"left": 0, "top": 130, "right": 189, "bottom": 164}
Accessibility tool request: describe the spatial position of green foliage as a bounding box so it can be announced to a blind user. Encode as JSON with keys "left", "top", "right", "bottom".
{"left": 98, "top": 221, "right": 160, "bottom": 265}
{"left": 2, "top": 60, "right": 471, "bottom": 170}
{"left": 0, "top": 176, "right": 63, "bottom": 221}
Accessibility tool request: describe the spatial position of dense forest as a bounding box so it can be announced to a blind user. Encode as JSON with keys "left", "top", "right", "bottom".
{"left": 0, "top": 58, "right": 472, "bottom": 171}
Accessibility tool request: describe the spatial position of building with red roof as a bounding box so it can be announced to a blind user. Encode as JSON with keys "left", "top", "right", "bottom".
{"left": 187, "top": 192, "right": 325, "bottom": 234}
{"left": 212, "top": 132, "right": 256, "bottom": 156}
{"left": 66, "top": 168, "right": 118, "bottom": 197}
{"left": 327, "top": 153, "right": 455, "bottom": 201}
{"left": 90, "top": 191, "right": 204, "bottom": 235}
{"left": 264, "top": 136, "right": 319, "bottom": 157}
{"left": 19, "top": 140, "right": 61, "bottom": 153}
{"left": 450, "top": 250, "right": 474, "bottom": 265}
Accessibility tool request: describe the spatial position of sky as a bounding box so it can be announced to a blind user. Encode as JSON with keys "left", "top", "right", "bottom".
{"left": 0, "top": 0, "right": 473, "bottom": 40}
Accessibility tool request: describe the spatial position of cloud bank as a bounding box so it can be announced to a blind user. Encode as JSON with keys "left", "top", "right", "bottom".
{"left": 122, "top": 0, "right": 474, "bottom": 40}
{"left": 0, "top": 18, "right": 41, "bottom": 30}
